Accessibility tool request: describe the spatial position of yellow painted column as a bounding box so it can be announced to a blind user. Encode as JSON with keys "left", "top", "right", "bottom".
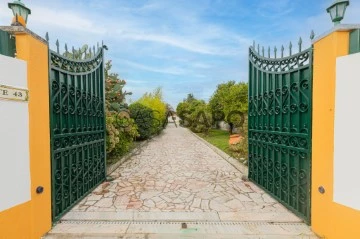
{"left": 0, "top": 30, "right": 51, "bottom": 239}
{"left": 0, "top": 202, "right": 32, "bottom": 239}
{"left": 312, "top": 30, "right": 360, "bottom": 238}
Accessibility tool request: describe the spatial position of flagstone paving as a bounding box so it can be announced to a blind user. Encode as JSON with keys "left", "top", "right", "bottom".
{"left": 70, "top": 124, "right": 299, "bottom": 221}
{"left": 47, "top": 124, "right": 317, "bottom": 238}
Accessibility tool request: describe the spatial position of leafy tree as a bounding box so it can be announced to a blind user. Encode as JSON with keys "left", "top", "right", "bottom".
{"left": 105, "top": 61, "right": 132, "bottom": 112}
{"left": 137, "top": 87, "right": 167, "bottom": 135}
{"left": 176, "top": 95, "right": 212, "bottom": 134}
{"left": 184, "top": 93, "right": 195, "bottom": 103}
{"left": 209, "top": 81, "right": 248, "bottom": 133}
{"left": 129, "top": 103, "right": 154, "bottom": 140}
{"left": 104, "top": 60, "right": 138, "bottom": 164}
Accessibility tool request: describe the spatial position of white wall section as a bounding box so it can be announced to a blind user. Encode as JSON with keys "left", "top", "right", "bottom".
{"left": 334, "top": 52, "right": 360, "bottom": 210}
{"left": 0, "top": 54, "right": 30, "bottom": 212}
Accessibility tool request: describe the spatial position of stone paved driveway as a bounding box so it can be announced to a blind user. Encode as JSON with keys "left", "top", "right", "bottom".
{"left": 69, "top": 124, "right": 300, "bottom": 222}
{"left": 47, "top": 124, "right": 318, "bottom": 238}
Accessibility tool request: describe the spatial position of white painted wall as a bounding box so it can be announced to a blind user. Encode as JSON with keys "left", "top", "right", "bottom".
{"left": 0, "top": 54, "right": 31, "bottom": 212}
{"left": 334, "top": 52, "right": 360, "bottom": 210}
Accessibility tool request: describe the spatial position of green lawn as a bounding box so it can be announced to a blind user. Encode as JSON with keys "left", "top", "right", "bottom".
{"left": 197, "top": 129, "right": 248, "bottom": 165}
{"left": 197, "top": 129, "right": 233, "bottom": 156}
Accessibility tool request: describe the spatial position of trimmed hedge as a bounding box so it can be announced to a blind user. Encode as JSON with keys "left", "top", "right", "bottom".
{"left": 129, "top": 103, "right": 155, "bottom": 140}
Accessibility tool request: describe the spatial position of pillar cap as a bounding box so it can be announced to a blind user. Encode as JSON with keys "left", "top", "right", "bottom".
{"left": 0, "top": 25, "right": 47, "bottom": 45}
{"left": 312, "top": 24, "right": 360, "bottom": 44}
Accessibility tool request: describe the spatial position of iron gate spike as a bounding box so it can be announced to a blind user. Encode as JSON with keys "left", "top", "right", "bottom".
{"left": 262, "top": 46, "right": 264, "bottom": 57}
{"left": 72, "top": 47, "right": 75, "bottom": 59}
{"left": 274, "top": 46, "right": 277, "bottom": 58}
{"left": 289, "top": 41, "right": 292, "bottom": 56}
{"left": 310, "top": 30, "right": 315, "bottom": 40}
{"left": 56, "top": 39, "right": 59, "bottom": 54}
{"left": 257, "top": 44, "right": 260, "bottom": 54}
{"left": 45, "top": 32, "right": 49, "bottom": 42}
{"left": 281, "top": 45, "right": 284, "bottom": 58}
{"left": 65, "top": 44, "right": 68, "bottom": 53}
{"left": 268, "top": 46, "right": 270, "bottom": 58}
{"left": 298, "top": 37, "right": 302, "bottom": 52}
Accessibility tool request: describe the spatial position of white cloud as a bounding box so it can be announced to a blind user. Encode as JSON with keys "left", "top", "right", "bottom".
{"left": 0, "top": 0, "right": 252, "bottom": 57}
{"left": 118, "top": 32, "right": 219, "bottom": 55}
{"left": 31, "top": 7, "right": 106, "bottom": 34}
{"left": 119, "top": 59, "right": 187, "bottom": 76}
{"left": 256, "top": 0, "right": 294, "bottom": 18}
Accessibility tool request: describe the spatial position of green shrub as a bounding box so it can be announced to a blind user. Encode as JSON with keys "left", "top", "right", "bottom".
{"left": 129, "top": 103, "right": 154, "bottom": 140}
{"left": 106, "top": 110, "right": 138, "bottom": 165}
{"left": 104, "top": 60, "right": 138, "bottom": 165}
{"left": 229, "top": 139, "right": 248, "bottom": 159}
{"left": 137, "top": 87, "right": 167, "bottom": 135}
{"left": 189, "top": 104, "right": 212, "bottom": 134}
{"left": 228, "top": 118, "right": 248, "bottom": 165}
{"left": 176, "top": 95, "right": 212, "bottom": 134}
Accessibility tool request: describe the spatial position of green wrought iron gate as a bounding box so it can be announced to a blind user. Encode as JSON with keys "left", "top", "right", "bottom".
{"left": 248, "top": 41, "right": 312, "bottom": 223}
{"left": 49, "top": 41, "right": 106, "bottom": 221}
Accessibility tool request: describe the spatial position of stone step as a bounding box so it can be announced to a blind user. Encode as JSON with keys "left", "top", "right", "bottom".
{"left": 43, "top": 221, "right": 318, "bottom": 239}
{"left": 61, "top": 211, "right": 303, "bottom": 223}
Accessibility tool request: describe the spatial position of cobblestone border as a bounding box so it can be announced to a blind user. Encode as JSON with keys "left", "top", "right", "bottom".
{"left": 188, "top": 129, "right": 248, "bottom": 177}
{"left": 106, "top": 140, "right": 150, "bottom": 176}
{"left": 106, "top": 129, "right": 167, "bottom": 176}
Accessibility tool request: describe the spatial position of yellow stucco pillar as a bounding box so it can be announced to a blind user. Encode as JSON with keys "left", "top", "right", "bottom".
{"left": 0, "top": 27, "right": 51, "bottom": 239}
{"left": 312, "top": 27, "right": 360, "bottom": 239}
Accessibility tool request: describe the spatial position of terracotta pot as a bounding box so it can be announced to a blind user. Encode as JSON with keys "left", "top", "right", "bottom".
{"left": 229, "top": 134, "right": 244, "bottom": 145}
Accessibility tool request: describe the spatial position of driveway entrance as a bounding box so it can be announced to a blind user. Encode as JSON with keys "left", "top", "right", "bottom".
{"left": 45, "top": 124, "right": 316, "bottom": 238}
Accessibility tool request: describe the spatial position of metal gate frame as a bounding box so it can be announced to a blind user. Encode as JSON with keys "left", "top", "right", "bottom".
{"left": 48, "top": 42, "right": 106, "bottom": 222}
{"left": 248, "top": 42, "right": 313, "bottom": 223}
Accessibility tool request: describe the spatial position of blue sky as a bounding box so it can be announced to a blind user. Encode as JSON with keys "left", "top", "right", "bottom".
{"left": 1, "top": 0, "right": 359, "bottom": 107}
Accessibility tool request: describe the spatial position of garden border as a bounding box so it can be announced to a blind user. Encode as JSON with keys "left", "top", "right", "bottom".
{"left": 106, "top": 140, "right": 150, "bottom": 176}
{"left": 106, "top": 128, "right": 166, "bottom": 176}
{"left": 188, "top": 129, "right": 248, "bottom": 177}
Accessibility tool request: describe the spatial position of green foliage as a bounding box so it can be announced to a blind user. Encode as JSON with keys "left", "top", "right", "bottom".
{"left": 176, "top": 94, "right": 212, "bottom": 134}
{"left": 197, "top": 129, "right": 232, "bottom": 155}
{"left": 177, "top": 82, "right": 249, "bottom": 165}
{"left": 106, "top": 110, "right": 138, "bottom": 164}
{"left": 63, "top": 44, "right": 95, "bottom": 60}
{"left": 129, "top": 103, "right": 155, "bottom": 140}
{"left": 136, "top": 87, "right": 167, "bottom": 135}
{"left": 228, "top": 118, "right": 248, "bottom": 165}
{"left": 184, "top": 93, "right": 195, "bottom": 103}
{"left": 207, "top": 81, "right": 248, "bottom": 161}
{"left": 105, "top": 60, "right": 138, "bottom": 165}
{"left": 197, "top": 129, "right": 248, "bottom": 165}
{"left": 209, "top": 81, "right": 248, "bottom": 128}
{"left": 188, "top": 100, "right": 212, "bottom": 134}
{"left": 105, "top": 61, "right": 132, "bottom": 112}
{"left": 176, "top": 102, "right": 190, "bottom": 126}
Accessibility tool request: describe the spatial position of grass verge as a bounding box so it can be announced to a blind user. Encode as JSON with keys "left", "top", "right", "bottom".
{"left": 197, "top": 129, "right": 232, "bottom": 155}
{"left": 196, "top": 129, "right": 248, "bottom": 165}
